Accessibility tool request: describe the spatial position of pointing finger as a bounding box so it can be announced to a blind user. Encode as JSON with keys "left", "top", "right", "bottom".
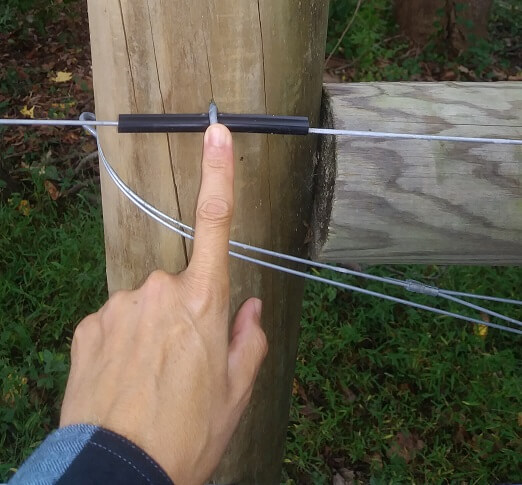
{"left": 187, "top": 124, "right": 234, "bottom": 287}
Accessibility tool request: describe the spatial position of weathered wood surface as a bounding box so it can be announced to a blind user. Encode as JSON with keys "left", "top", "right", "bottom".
{"left": 87, "top": 1, "right": 329, "bottom": 483}
{"left": 312, "top": 82, "right": 522, "bottom": 265}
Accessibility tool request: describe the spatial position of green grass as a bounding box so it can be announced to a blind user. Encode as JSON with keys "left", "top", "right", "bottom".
{"left": 0, "top": 0, "right": 76, "bottom": 34}
{"left": 0, "top": 186, "right": 106, "bottom": 478}
{"left": 283, "top": 267, "right": 522, "bottom": 483}
{"left": 326, "top": 0, "right": 521, "bottom": 81}
{"left": 326, "top": 0, "right": 415, "bottom": 81}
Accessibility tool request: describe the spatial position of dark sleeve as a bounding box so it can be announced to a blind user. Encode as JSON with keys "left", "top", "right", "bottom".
{"left": 8, "top": 424, "right": 174, "bottom": 485}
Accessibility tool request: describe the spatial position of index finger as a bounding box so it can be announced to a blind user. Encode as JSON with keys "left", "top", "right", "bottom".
{"left": 187, "top": 123, "right": 234, "bottom": 286}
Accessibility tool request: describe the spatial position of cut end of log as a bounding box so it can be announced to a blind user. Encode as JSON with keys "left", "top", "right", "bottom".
{"left": 311, "top": 82, "right": 522, "bottom": 265}
{"left": 310, "top": 89, "right": 336, "bottom": 259}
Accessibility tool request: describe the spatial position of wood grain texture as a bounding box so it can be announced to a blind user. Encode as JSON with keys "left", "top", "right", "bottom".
{"left": 313, "top": 82, "right": 522, "bottom": 265}
{"left": 87, "top": 1, "right": 329, "bottom": 483}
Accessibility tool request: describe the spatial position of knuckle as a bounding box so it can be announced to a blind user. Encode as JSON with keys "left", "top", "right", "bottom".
{"left": 197, "top": 197, "right": 233, "bottom": 225}
{"left": 204, "top": 155, "right": 229, "bottom": 171}
{"left": 105, "top": 289, "right": 128, "bottom": 308}
{"left": 72, "top": 314, "right": 97, "bottom": 347}
{"left": 144, "top": 269, "right": 174, "bottom": 291}
{"left": 100, "top": 290, "right": 129, "bottom": 319}
{"left": 74, "top": 316, "right": 93, "bottom": 338}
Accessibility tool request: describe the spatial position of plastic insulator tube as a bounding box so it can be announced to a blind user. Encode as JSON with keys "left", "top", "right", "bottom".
{"left": 118, "top": 113, "right": 310, "bottom": 135}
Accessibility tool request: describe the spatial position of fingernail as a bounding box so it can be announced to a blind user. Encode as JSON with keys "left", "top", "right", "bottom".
{"left": 206, "top": 124, "right": 228, "bottom": 148}
{"left": 253, "top": 298, "right": 263, "bottom": 319}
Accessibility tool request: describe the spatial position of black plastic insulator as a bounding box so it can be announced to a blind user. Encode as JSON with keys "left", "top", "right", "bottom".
{"left": 118, "top": 113, "right": 310, "bottom": 135}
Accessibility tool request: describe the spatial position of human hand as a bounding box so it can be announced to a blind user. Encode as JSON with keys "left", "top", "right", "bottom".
{"left": 59, "top": 124, "right": 268, "bottom": 485}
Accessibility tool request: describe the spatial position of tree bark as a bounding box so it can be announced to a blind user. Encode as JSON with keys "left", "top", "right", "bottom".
{"left": 394, "top": 0, "right": 493, "bottom": 51}
{"left": 87, "top": 1, "right": 329, "bottom": 483}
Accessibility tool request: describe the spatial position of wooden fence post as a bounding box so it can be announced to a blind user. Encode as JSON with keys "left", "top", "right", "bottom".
{"left": 87, "top": 1, "right": 329, "bottom": 483}
{"left": 313, "top": 82, "right": 522, "bottom": 265}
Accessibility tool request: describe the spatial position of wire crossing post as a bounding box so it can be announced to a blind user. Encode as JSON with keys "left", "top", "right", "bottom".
{"left": 87, "top": 1, "right": 329, "bottom": 483}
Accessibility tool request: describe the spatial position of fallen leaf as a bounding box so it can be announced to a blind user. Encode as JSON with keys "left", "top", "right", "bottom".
{"left": 477, "top": 325, "right": 488, "bottom": 338}
{"left": 44, "top": 180, "right": 61, "bottom": 201}
{"left": 338, "top": 468, "right": 355, "bottom": 485}
{"left": 323, "top": 71, "right": 343, "bottom": 83}
{"left": 441, "top": 70, "right": 457, "bottom": 81}
{"left": 2, "top": 374, "right": 28, "bottom": 406}
{"left": 62, "top": 132, "right": 80, "bottom": 144}
{"left": 454, "top": 424, "right": 470, "bottom": 444}
{"left": 299, "top": 404, "right": 320, "bottom": 419}
{"left": 42, "top": 62, "right": 56, "bottom": 71}
{"left": 475, "top": 313, "right": 489, "bottom": 339}
{"left": 51, "top": 71, "right": 73, "bottom": 83}
{"left": 367, "top": 452, "right": 383, "bottom": 469}
{"left": 387, "top": 432, "right": 424, "bottom": 463}
{"left": 17, "top": 200, "right": 31, "bottom": 216}
{"left": 292, "top": 378, "right": 299, "bottom": 397}
{"left": 20, "top": 105, "right": 35, "bottom": 119}
{"left": 518, "top": 412, "right": 522, "bottom": 426}
{"left": 491, "top": 68, "right": 508, "bottom": 81}
{"left": 51, "top": 101, "right": 76, "bottom": 109}
{"left": 81, "top": 141, "right": 97, "bottom": 153}
{"left": 332, "top": 473, "right": 347, "bottom": 485}
{"left": 340, "top": 384, "right": 357, "bottom": 403}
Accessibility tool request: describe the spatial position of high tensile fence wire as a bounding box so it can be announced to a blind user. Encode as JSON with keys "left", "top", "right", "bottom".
{"left": 75, "top": 113, "right": 521, "bottom": 336}
{"left": 1, "top": 113, "right": 522, "bottom": 334}
{"left": 1, "top": 117, "right": 522, "bottom": 145}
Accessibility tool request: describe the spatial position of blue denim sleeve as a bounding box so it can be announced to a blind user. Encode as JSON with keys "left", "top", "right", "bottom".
{"left": 8, "top": 424, "right": 174, "bottom": 485}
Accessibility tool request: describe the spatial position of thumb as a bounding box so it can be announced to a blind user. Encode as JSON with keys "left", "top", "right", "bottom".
{"left": 228, "top": 298, "right": 268, "bottom": 406}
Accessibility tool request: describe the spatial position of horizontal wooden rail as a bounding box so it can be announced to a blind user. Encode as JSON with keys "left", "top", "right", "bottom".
{"left": 312, "top": 82, "right": 522, "bottom": 265}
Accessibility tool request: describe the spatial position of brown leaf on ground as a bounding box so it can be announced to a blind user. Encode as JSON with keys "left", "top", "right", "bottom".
{"left": 81, "top": 141, "right": 97, "bottom": 153}
{"left": 44, "top": 180, "right": 61, "bottom": 201}
{"left": 338, "top": 468, "right": 356, "bottom": 484}
{"left": 339, "top": 384, "right": 357, "bottom": 403}
{"left": 332, "top": 472, "right": 353, "bottom": 485}
{"left": 387, "top": 432, "right": 425, "bottom": 463}
{"left": 299, "top": 404, "right": 320, "bottom": 419}
{"left": 292, "top": 377, "right": 309, "bottom": 403}
{"left": 325, "top": 56, "right": 350, "bottom": 70}
{"left": 367, "top": 452, "right": 383, "bottom": 469}
{"left": 441, "top": 70, "right": 457, "bottom": 81}
{"left": 324, "top": 71, "right": 343, "bottom": 83}
{"left": 399, "top": 383, "right": 411, "bottom": 392}
{"left": 491, "top": 68, "right": 508, "bottom": 81}
{"left": 454, "top": 424, "right": 470, "bottom": 444}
